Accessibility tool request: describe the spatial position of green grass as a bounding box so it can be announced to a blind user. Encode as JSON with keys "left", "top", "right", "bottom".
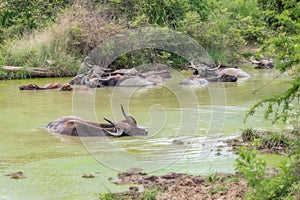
{"left": 209, "top": 186, "right": 228, "bottom": 195}
{"left": 1, "top": 21, "right": 81, "bottom": 77}
{"left": 258, "top": 153, "right": 291, "bottom": 168}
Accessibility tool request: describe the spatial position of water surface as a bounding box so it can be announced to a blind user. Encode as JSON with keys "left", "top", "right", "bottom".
{"left": 0, "top": 67, "right": 289, "bottom": 199}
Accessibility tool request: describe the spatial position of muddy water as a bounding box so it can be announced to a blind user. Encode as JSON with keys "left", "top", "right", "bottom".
{"left": 0, "top": 67, "right": 289, "bottom": 199}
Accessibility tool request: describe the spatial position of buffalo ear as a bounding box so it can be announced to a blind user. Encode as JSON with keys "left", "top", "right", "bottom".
{"left": 103, "top": 128, "right": 124, "bottom": 137}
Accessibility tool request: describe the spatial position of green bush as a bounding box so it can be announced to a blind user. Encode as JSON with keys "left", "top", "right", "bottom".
{"left": 0, "top": 0, "right": 70, "bottom": 42}
{"left": 1, "top": 0, "right": 297, "bottom": 75}
{"left": 178, "top": 8, "right": 244, "bottom": 63}
{"left": 110, "top": 0, "right": 211, "bottom": 29}
{"left": 242, "top": 128, "right": 260, "bottom": 142}
{"left": 258, "top": 0, "right": 300, "bottom": 34}
{"left": 236, "top": 147, "right": 300, "bottom": 199}
{"left": 0, "top": 23, "right": 81, "bottom": 76}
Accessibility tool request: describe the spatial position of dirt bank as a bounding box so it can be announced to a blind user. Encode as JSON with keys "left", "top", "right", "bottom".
{"left": 103, "top": 169, "right": 247, "bottom": 200}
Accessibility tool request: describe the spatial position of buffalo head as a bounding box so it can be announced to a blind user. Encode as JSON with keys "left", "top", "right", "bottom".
{"left": 102, "top": 105, "right": 148, "bottom": 136}
{"left": 19, "top": 84, "right": 42, "bottom": 90}
{"left": 46, "top": 105, "right": 148, "bottom": 137}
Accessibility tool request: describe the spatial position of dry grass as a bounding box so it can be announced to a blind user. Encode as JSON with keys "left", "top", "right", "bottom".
{"left": 2, "top": 2, "right": 126, "bottom": 76}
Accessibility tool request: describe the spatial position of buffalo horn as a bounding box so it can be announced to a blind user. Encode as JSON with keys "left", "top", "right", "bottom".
{"left": 121, "top": 105, "right": 128, "bottom": 118}
{"left": 190, "top": 58, "right": 197, "bottom": 69}
{"left": 207, "top": 61, "right": 221, "bottom": 71}
{"left": 103, "top": 128, "right": 124, "bottom": 137}
{"left": 103, "top": 117, "right": 116, "bottom": 126}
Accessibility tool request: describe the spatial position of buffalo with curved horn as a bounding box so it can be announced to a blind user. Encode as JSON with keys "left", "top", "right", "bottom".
{"left": 190, "top": 59, "right": 221, "bottom": 78}
{"left": 188, "top": 58, "right": 250, "bottom": 83}
{"left": 45, "top": 105, "right": 148, "bottom": 137}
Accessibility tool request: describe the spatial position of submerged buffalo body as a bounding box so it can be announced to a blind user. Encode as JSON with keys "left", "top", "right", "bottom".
{"left": 179, "top": 75, "right": 208, "bottom": 85}
{"left": 19, "top": 82, "right": 62, "bottom": 90}
{"left": 46, "top": 106, "right": 148, "bottom": 137}
{"left": 69, "top": 68, "right": 172, "bottom": 87}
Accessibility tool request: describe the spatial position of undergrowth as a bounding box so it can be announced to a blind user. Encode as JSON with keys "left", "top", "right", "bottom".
{"left": 236, "top": 147, "right": 300, "bottom": 199}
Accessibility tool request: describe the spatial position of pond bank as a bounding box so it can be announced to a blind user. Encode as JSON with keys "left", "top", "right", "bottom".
{"left": 101, "top": 169, "right": 247, "bottom": 200}
{"left": 225, "top": 128, "right": 299, "bottom": 155}
{"left": 100, "top": 128, "right": 299, "bottom": 200}
{"left": 0, "top": 66, "right": 57, "bottom": 79}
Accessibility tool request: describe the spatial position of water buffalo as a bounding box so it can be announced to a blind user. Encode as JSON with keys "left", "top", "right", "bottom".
{"left": 250, "top": 56, "right": 274, "bottom": 69}
{"left": 141, "top": 70, "right": 172, "bottom": 79}
{"left": 98, "top": 74, "right": 155, "bottom": 87}
{"left": 59, "top": 83, "right": 73, "bottom": 91}
{"left": 179, "top": 74, "right": 237, "bottom": 85}
{"left": 207, "top": 74, "right": 238, "bottom": 82}
{"left": 46, "top": 105, "right": 148, "bottom": 137}
{"left": 217, "top": 68, "right": 251, "bottom": 77}
{"left": 190, "top": 59, "right": 250, "bottom": 79}
{"left": 69, "top": 67, "right": 172, "bottom": 87}
{"left": 19, "top": 82, "right": 62, "bottom": 90}
{"left": 179, "top": 75, "right": 208, "bottom": 85}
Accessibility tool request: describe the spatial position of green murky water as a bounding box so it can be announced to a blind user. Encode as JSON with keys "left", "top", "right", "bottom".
{"left": 0, "top": 67, "right": 290, "bottom": 199}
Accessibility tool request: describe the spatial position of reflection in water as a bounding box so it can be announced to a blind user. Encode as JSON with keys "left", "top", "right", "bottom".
{"left": 0, "top": 69, "right": 290, "bottom": 199}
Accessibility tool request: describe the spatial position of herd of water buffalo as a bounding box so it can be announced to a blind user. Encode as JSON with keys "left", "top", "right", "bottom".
{"left": 19, "top": 59, "right": 257, "bottom": 91}
{"left": 19, "top": 57, "right": 272, "bottom": 137}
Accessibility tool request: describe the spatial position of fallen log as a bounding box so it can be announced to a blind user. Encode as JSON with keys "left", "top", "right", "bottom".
{"left": 0, "top": 66, "right": 56, "bottom": 78}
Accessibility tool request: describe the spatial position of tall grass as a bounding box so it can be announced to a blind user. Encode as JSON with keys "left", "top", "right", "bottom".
{"left": 0, "top": 2, "right": 127, "bottom": 77}
{"left": 1, "top": 20, "right": 81, "bottom": 77}
{"left": 0, "top": 0, "right": 271, "bottom": 76}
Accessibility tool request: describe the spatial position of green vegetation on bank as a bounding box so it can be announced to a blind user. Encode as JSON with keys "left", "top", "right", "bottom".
{"left": 236, "top": 147, "right": 300, "bottom": 199}
{"left": 1, "top": 0, "right": 298, "bottom": 76}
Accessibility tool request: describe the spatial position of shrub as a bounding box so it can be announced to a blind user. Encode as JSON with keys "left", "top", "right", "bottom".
{"left": 0, "top": 0, "right": 70, "bottom": 42}
{"left": 178, "top": 6, "right": 245, "bottom": 63}
{"left": 0, "top": 23, "right": 81, "bottom": 76}
{"left": 236, "top": 147, "right": 300, "bottom": 199}
{"left": 241, "top": 128, "right": 260, "bottom": 142}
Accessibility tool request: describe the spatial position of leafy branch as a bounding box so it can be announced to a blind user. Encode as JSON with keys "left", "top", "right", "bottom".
{"left": 245, "top": 76, "right": 299, "bottom": 124}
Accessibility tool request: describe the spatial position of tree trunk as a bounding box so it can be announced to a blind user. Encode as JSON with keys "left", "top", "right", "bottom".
{"left": 0, "top": 66, "right": 57, "bottom": 78}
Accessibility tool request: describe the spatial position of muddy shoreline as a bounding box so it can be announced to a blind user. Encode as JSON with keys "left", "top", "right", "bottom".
{"left": 106, "top": 169, "right": 247, "bottom": 200}
{"left": 101, "top": 128, "right": 299, "bottom": 200}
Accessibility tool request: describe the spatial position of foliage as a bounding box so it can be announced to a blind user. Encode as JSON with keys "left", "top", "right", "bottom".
{"left": 214, "top": 0, "right": 268, "bottom": 44}
{"left": 0, "top": 0, "right": 274, "bottom": 70}
{"left": 98, "top": 188, "right": 159, "bottom": 200}
{"left": 0, "top": 23, "right": 81, "bottom": 76}
{"left": 258, "top": 0, "right": 300, "bottom": 33}
{"left": 0, "top": 0, "right": 298, "bottom": 77}
{"left": 244, "top": 0, "right": 300, "bottom": 127}
{"left": 241, "top": 128, "right": 299, "bottom": 154}
{"left": 178, "top": 9, "right": 244, "bottom": 63}
{"left": 0, "top": 0, "right": 70, "bottom": 42}
{"left": 109, "top": 0, "right": 211, "bottom": 28}
{"left": 61, "top": 3, "right": 125, "bottom": 56}
{"left": 241, "top": 128, "right": 260, "bottom": 142}
{"left": 209, "top": 186, "right": 228, "bottom": 195}
{"left": 245, "top": 75, "right": 299, "bottom": 125}
{"left": 0, "top": 2, "right": 128, "bottom": 76}
{"left": 235, "top": 147, "right": 300, "bottom": 199}
{"left": 99, "top": 191, "right": 119, "bottom": 200}
{"left": 140, "top": 188, "right": 159, "bottom": 200}
{"left": 235, "top": 148, "right": 267, "bottom": 189}
{"left": 207, "top": 173, "right": 221, "bottom": 183}
{"left": 111, "top": 49, "right": 187, "bottom": 69}
{"left": 177, "top": 0, "right": 268, "bottom": 62}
